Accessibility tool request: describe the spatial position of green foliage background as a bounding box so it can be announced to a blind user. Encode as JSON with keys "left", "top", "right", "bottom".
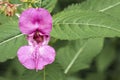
{"left": 0, "top": 0, "right": 120, "bottom": 80}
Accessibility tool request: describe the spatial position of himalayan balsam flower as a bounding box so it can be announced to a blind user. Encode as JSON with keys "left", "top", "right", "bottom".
{"left": 17, "top": 8, "right": 56, "bottom": 71}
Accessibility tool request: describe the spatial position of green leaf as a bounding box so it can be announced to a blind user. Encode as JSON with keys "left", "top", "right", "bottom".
{"left": 41, "top": 0, "right": 57, "bottom": 12}
{"left": 66, "top": 0, "right": 120, "bottom": 19}
{"left": 0, "top": 15, "right": 15, "bottom": 25}
{"left": 0, "top": 77, "right": 9, "bottom": 80}
{"left": 0, "top": 20, "right": 27, "bottom": 62}
{"left": 54, "top": 38, "right": 104, "bottom": 74}
{"left": 0, "top": 15, "right": 8, "bottom": 25}
{"left": 85, "top": 72, "right": 105, "bottom": 80}
{"left": 52, "top": 10, "right": 120, "bottom": 40}
{"left": 66, "top": 75, "right": 82, "bottom": 80}
{"left": 96, "top": 39, "right": 116, "bottom": 72}
{"left": 20, "top": 63, "right": 65, "bottom": 80}
{"left": 64, "top": 3, "right": 82, "bottom": 11}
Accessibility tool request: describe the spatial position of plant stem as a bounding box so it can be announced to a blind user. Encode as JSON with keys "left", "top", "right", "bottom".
{"left": 43, "top": 67, "right": 46, "bottom": 80}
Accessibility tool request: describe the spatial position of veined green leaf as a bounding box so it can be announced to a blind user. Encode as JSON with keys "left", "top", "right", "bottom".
{"left": 0, "top": 20, "right": 27, "bottom": 62}
{"left": 0, "top": 15, "right": 16, "bottom": 25}
{"left": 20, "top": 63, "right": 65, "bottom": 80}
{"left": 54, "top": 38, "right": 104, "bottom": 74}
{"left": 65, "top": 0, "right": 120, "bottom": 19}
{"left": 52, "top": 10, "right": 120, "bottom": 40}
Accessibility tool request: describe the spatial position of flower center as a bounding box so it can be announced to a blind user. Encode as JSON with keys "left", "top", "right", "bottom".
{"left": 33, "top": 31, "right": 43, "bottom": 44}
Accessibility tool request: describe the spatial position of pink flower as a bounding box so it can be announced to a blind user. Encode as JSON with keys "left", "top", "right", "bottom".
{"left": 17, "top": 8, "right": 56, "bottom": 71}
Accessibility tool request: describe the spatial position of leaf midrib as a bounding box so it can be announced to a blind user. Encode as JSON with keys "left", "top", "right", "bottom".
{"left": 64, "top": 42, "right": 87, "bottom": 74}
{"left": 0, "top": 34, "right": 23, "bottom": 46}
{"left": 53, "top": 23, "right": 120, "bottom": 33}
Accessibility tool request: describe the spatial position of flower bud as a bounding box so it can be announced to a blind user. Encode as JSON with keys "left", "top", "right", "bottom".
{"left": 4, "top": 4, "right": 19, "bottom": 16}
{"left": 0, "top": 1, "right": 20, "bottom": 16}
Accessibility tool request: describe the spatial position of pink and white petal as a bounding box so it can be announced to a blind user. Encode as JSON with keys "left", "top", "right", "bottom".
{"left": 38, "top": 24, "right": 52, "bottom": 34}
{"left": 36, "top": 58, "right": 45, "bottom": 70}
{"left": 19, "top": 8, "right": 52, "bottom": 34}
{"left": 37, "top": 8, "right": 52, "bottom": 34}
{"left": 42, "top": 34, "right": 50, "bottom": 45}
{"left": 17, "top": 46, "right": 35, "bottom": 69}
{"left": 27, "top": 33, "right": 38, "bottom": 46}
{"left": 19, "top": 8, "right": 39, "bottom": 34}
{"left": 27, "top": 33, "right": 50, "bottom": 46}
{"left": 37, "top": 45, "right": 56, "bottom": 70}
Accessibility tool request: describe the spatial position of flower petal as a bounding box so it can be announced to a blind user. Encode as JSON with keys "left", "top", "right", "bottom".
{"left": 37, "top": 45, "right": 56, "bottom": 70}
{"left": 19, "top": 8, "right": 52, "bottom": 34}
{"left": 17, "top": 46, "right": 35, "bottom": 69}
{"left": 27, "top": 33, "right": 50, "bottom": 46}
{"left": 37, "top": 8, "right": 52, "bottom": 34}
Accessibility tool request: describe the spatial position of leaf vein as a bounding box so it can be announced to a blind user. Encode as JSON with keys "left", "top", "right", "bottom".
{"left": 53, "top": 23, "right": 120, "bottom": 33}
{"left": 99, "top": 1, "right": 120, "bottom": 12}
{"left": 0, "top": 34, "right": 24, "bottom": 46}
{"left": 64, "top": 42, "right": 87, "bottom": 74}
